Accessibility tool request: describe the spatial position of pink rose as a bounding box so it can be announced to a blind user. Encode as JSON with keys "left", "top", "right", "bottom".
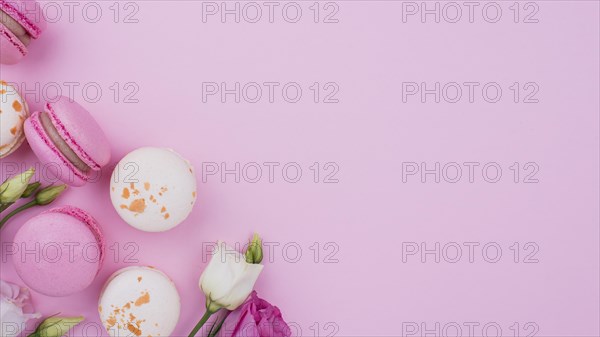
{"left": 220, "top": 291, "right": 291, "bottom": 337}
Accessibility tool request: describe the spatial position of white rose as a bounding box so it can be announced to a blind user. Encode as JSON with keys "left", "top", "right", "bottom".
{"left": 0, "top": 280, "right": 40, "bottom": 337}
{"left": 199, "top": 242, "right": 264, "bottom": 311}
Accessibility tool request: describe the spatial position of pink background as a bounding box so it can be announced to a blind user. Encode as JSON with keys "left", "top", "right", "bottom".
{"left": 1, "top": 1, "right": 599, "bottom": 336}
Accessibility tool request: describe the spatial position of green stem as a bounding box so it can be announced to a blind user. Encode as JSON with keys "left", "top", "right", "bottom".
{"left": 0, "top": 199, "right": 37, "bottom": 230}
{"left": 0, "top": 203, "right": 13, "bottom": 213}
{"left": 208, "top": 311, "right": 231, "bottom": 337}
{"left": 188, "top": 310, "right": 216, "bottom": 337}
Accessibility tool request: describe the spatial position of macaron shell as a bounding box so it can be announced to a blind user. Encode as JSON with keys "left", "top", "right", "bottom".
{"left": 24, "top": 111, "right": 88, "bottom": 186}
{"left": 47, "top": 96, "right": 111, "bottom": 170}
{"left": 99, "top": 267, "right": 181, "bottom": 337}
{"left": 110, "top": 147, "right": 197, "bottom": 232}
{"left": 1, "top": 80, "right": 28, "bottom": 157}
{"left": 0, "top": 24, "right": 26, "bottom": 64}
{"left": 13, "top": 207, "right": 104, "bottom": 297}
{"left": 46, "top": 205, "right": 105, "bottom": 266}
{"left": 0, "top": 0, "right": 46, "bottom": 38}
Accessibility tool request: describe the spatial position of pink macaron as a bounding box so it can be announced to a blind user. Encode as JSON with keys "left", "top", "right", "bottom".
{"left": 24, "top": 96, "right": 111, "bottom": 187}
{"left": 13, "top": 206, "right": 105, "bottom": 297}
{"left": 0, "top": 0, "right": 46, "bottom": 64}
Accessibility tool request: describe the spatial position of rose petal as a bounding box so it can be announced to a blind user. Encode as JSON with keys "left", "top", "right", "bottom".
{"left": 222, "top": 292, "right": 291, "bottom": 337}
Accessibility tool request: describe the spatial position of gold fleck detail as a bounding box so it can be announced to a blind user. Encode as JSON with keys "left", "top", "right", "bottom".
{"left": 135, "top": 292, "right": 150, "bottom": 306}
{"left": 127, "top": 323, "right": 142, "bottom": 336}
{"left": 12, "top": 100, "right": 22, "bottom": 112}
{"left": 128, "top": 199, "right": 146, "bottom": 213}
{"left": 106, "top": 317, "right": 117, "bottom": 329}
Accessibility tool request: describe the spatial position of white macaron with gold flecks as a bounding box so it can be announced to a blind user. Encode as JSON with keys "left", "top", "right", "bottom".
{"left": 110, "top": 147, "right": 197, "bottom": 232}
{"left": 1, "top": 80, "right": 28, "bottom": 158}
{"left": 99, "top": 266, "right": 181, "bottom": 337}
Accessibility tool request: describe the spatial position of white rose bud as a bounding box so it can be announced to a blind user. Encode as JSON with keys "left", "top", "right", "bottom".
{"left": 30, "top": 316, "right": 84, "bottom": 337}
{"left": 199, "top": 241, "right": 263, "bottom": 312}
{"left": 0, "top": 168, "right": 35, "bottom": 204}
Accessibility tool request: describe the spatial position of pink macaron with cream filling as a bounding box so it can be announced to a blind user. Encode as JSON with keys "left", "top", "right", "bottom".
{"left": 0, "top": 0, "right": 46, "bottom": 64}
{"left": 24, "top": 96, "right": 111, "bottom": 187}
{"left": 13, "top": 206, "right": 105, "bottom": 297}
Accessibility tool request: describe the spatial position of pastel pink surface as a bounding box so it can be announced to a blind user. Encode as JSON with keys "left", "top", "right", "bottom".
{"left": 0, "top": 2, "right": 598, "bottom": 337}
{"left": 24, "top": 110, "right": 88, "bottom": 186}
{"left": 12, "top": 206, "right": 103, "bottom": 297}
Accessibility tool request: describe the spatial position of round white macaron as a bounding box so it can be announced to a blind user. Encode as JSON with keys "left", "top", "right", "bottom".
{"left": 110, "top": 147, "right": 197, "bottom": 232}
{"left": 1, "top": 80, "right": 29, "bottom": 158}
{"left": 99, "top": 266, "right": 181, "bottom": 337}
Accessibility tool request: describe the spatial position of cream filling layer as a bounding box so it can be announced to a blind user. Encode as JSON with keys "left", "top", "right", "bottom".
{"left": 0, "top": 9, "right": 30, "bottom": 46}
{"left": 39, "top": 111, "right": 91, "bottom": 174}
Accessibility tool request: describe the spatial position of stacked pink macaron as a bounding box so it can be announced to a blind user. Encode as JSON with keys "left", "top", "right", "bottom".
{"left": 5, "top": 90, "right": 113, "bottom": 296}
{"left": 24, "top": 96, "right": 111, "bottom": 186}
{"left": 9, "top": 95, "right": 112, "bottom": 297}
{"left": 0, "top": 0, "right": 46, "bottom": 64}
